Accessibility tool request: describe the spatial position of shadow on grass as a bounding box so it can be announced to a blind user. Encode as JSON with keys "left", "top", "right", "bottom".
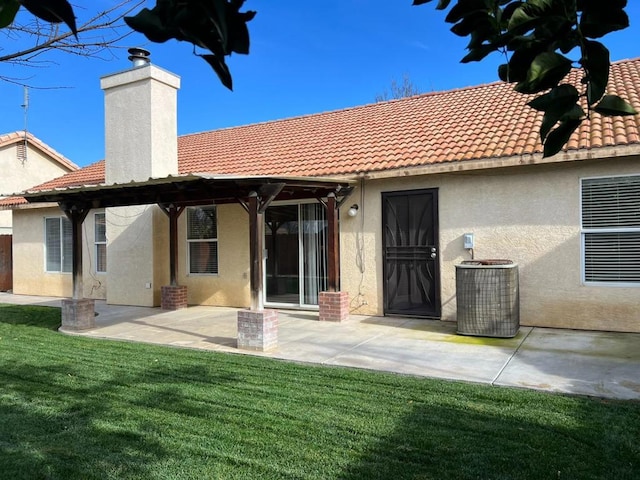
{"left": 0, "top": 303, "right": 61, "bottom": 330}
{"left": 0, "top": 358, "right": 241, "bottom": 480}
{"left": 339, "top": 391, "right": 640, "bottom": 480}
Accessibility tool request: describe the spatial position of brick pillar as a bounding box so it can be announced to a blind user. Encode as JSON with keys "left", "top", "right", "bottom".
{"left": 161, "top": 285, "right": 188, "bottom": 310}
{"left": 237, "top": 309, "right": 278, "bottom": 351}
{"left": 319, "top": 291, "right": 349, "bottom": 322}
{"left": 60, "top": 298, "right": 95, "bottom": 331}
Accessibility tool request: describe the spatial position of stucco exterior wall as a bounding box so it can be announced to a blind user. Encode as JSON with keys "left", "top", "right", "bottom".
{"left": 12, "top": 206, "right": 105, "bottom": 299}
{"left": 340, "top": 156, "right": 640, "bottom": 333}
{"left": 0, "top": 142, "right": 74, "bottom": 233}
{"left": 106, "top": 205, "right": 158, "bottom": 306}
{"left": 179, "top": 203, "right": 251, "bottom": 307}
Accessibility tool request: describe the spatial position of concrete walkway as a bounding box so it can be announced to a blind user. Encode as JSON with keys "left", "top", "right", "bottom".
{"left": 2, "top": 292, "right": 640, "bottom": 400}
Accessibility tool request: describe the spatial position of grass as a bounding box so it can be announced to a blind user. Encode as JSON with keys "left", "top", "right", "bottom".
{"left": 1, "top": 303, "right": 639, "bottom": 480}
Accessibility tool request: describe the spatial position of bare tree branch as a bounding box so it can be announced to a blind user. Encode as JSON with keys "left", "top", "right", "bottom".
{"left": 0, "top": 1, "right": 144, "bottom": 66}
{"left": 375, "top": 74, "right": 421, "bottom": 102}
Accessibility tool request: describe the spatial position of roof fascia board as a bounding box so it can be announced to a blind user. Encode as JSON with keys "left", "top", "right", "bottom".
{"left": 360, "top": 144, "right": 640, "bottom": 180}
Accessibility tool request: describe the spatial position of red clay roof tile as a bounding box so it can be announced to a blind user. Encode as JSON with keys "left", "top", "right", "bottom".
{"left": 13, "top": 58, "right": 640, "bottom": 196}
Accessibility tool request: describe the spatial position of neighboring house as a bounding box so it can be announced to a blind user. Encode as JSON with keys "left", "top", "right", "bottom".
{"left": 2, "top": 56, "right": 639, "bottom": 333}
{"left": 0, "top": 131, "right": 78, "bottom": 234}
{"left": 0, "top": 131, "right": 78, "bottom": 291}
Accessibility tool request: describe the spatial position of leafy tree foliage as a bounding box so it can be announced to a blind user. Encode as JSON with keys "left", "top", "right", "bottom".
{"left": 1, "top": 0, "right": 636, "bottom": 156}
{"left": 414, "top": 0, "right": 637, "bottom": 156}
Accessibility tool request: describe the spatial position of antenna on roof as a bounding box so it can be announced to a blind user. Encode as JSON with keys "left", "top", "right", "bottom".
{"left": 18, "top": 86, "right": 29, "bottom": 164}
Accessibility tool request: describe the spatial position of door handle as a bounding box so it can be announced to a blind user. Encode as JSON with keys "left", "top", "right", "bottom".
{"left": 431, "top": 252, "right": 437, "bottom": 259}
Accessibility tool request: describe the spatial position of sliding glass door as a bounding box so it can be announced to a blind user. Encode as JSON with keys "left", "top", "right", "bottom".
{"left": 265, "top": 203, "right": 327, "bottom": 307}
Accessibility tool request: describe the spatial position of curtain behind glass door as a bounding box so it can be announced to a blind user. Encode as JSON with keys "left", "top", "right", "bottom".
{"left": 301, "top": 203, "right": 327, "bottom": 305}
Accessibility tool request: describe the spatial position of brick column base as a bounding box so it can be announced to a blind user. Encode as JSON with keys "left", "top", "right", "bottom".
{"left": 60, "top": 298, "right": 96, "bottom": 332}
{"left": 237, "top": 309, "right": 278, "bottom": 351}
{"left": 161, "top": 285, "right": 188, "bottom": 310}
{"left": 319, "top": 291, "right": 349, "bottom": 322}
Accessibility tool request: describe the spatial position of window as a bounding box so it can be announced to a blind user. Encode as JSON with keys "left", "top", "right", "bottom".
{"left": 187, "top": 206, "right": 218, "bottom": 275}
{"left": 45, "top": 217, "right": 72, "bottom": 273}
{"left": 95, "top": 213, "right": 107, "bottom": 273}
{"left": 581, "top": 175, "right": 640, "bottom": 285}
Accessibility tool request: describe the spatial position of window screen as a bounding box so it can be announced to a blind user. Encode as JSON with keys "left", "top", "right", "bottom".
{"left": 95, "top": 213, "right": 107, "bottom": 273}
{"left": 45, "top": 217, "right": 72, "bottom": 273}
{"left": 582, "top": 176, "right": 640, "bottom": 284}
{"left": 187, "top": 206, "right": 218, "bottom": 274}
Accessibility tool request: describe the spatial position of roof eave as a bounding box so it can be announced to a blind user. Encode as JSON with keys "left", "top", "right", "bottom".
{"left": 360, "top": 144, "right": 640, "bottom": 180}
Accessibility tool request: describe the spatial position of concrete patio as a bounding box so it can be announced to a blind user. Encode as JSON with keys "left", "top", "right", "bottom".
{"left": 2, "top": 292, "right": 639, "bottom": 400}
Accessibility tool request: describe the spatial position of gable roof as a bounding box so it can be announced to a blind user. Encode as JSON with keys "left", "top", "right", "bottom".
{"left": 0, "top": 131, "right": 79, "bottom": 172}
{"left": 4, "top": 57, "right": 640, "bottom": 207}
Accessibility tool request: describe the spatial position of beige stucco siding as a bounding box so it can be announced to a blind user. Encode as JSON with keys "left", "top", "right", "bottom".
{"left": 0, "top": 142, "right": 74, "bottom": 233}
{"left": 12, "top": 207, "right": 106, "bottom": 299}
{"left": 340, "top": 156, "right": 640, "bottom": 333}
{"left": 179, "top": 203, "right": 251, "bottom": 307}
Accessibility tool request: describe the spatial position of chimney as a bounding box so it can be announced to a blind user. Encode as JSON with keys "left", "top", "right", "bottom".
{"left": 100, "top": 48, "right": 181, "bottom": 184}
{"left": 99, "top": 51, "right": 181, "bottom": 307}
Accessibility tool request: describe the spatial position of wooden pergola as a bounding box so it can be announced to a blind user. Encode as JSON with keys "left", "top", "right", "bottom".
{"left": 23, "top": 174, "right": 355, "bottom": 311}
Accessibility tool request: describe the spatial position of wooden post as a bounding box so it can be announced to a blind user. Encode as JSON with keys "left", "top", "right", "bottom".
{"left": 248, "top": 192, "right": 264, "bottom": 310}
{"left": 326, "top": 193, "right": 340, "bottom": 292}
{"left": 63, "top": 206, "right": 90, "bottom": 300}
{"left": 163, "top": 204, "right": 184, "bottom": 287}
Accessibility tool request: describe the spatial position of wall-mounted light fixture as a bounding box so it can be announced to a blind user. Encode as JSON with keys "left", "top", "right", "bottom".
{"left": 347, "top": 204, "right": 359, "bottom": 217}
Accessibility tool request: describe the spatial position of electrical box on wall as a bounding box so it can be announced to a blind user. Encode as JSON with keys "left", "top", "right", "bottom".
{"left": 463, "top": 233, "right": 474, "bottom": 249}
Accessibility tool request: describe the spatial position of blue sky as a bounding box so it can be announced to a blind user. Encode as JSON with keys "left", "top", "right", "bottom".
{"left": 1, "top": 0, "right": 639, "bottom": 167}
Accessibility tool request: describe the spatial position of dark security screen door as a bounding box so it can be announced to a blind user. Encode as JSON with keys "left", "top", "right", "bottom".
{"left": 382, "top": 189, "right": 440, "bottom": 318}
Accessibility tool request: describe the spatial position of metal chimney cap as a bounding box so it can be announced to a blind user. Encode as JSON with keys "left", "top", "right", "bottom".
{"left": 128, "top": 47, "right": 151, "bottom": 68}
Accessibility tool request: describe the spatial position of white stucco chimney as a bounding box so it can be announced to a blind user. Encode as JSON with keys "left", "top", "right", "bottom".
{"left": 100, "top": 49, "right": 181, "bottom": 184}
{"left": 100, "top": 51, "right": 180, "bottom": 307}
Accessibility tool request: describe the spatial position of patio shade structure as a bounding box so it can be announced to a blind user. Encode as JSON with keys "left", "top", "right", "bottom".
{"left": 21, "top": 173, "right": 355, "bottom": 313}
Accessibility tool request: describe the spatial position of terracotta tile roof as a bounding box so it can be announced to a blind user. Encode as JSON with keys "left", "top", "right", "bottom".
{"left": 0, "top": 131, "right": 79, "bottom": 172}
{"left": 7, "top": 57, "right": 640, "bottom": 199}
{"left": 177, "top": 57, "right": 640, "bottom": 176}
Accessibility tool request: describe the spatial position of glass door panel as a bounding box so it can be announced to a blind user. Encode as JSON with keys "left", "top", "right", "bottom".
{"left": 265, "top": 203, "right": 328, "bottom": 307}
{"left": 265, "top": 205, "right": 299, "bottom": 304}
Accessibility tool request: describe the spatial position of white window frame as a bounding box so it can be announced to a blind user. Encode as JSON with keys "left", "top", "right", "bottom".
{"left": 44, "top": 216, "right": 72, "bottom": 273}
{"left": 580, "top": 174, "right": 640, "bottom": 287}
{"left": 186, "top": 206, "right": 219, "bottom": 276}
{"left": 94, "top": 212, "right": 107, "bottom": 274}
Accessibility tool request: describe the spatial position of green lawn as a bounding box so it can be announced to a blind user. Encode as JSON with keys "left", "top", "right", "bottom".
{"left": 1, "top": 303, "right": 639, "bottom": 480}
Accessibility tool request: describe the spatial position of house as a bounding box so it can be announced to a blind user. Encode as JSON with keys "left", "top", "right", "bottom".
{"left": 2, "top": 54, "right": 639, "bottom": 338}
{"left": 0, "top": 131, "right": 78, "bottom": 291}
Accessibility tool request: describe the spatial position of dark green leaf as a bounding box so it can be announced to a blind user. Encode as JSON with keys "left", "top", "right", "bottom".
{"left": 446, "top": 0, "right": 490, "bottom": 24}
{"left": 413, "top": 0, "right": 452, "bottom": 7}
{"left": 498, "top": 63, "right": 510, "bottom": 82}
{"left": 543, "top": 118, "right": 582, "bottom": 157}
{"left": 580, "top": 9, "right": 628, "bottom": 38}
{"left": 515, "top": 52, "right": 572, "bottom": 94}
{"left": 540, "top": 104, "right": 584, "bottom": 142}
{"left": 20, "top": 0, "right": 77, "bottom": 37}
{"left": 450, "top": 12, "right": 492, "bottom": 37}
{"left": 125, "top": 8, "right": 175, "bottom": 43}
{"left": 594, "top": 95, "right": 638, "bottom": 116}
{"left": 0, "top": 0, "right": 20, "bottom": 28}
{"left": 201, "top": 54, "right": 233, "bottom": 90}
{"left": 462, "top": 43, "right": 497, "bottom": 63}
{"left": 527, "top": 84, "right": 578, "bottom": 112}
{"left": 582, "top": 40, "right": 610, "bottom": 105}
